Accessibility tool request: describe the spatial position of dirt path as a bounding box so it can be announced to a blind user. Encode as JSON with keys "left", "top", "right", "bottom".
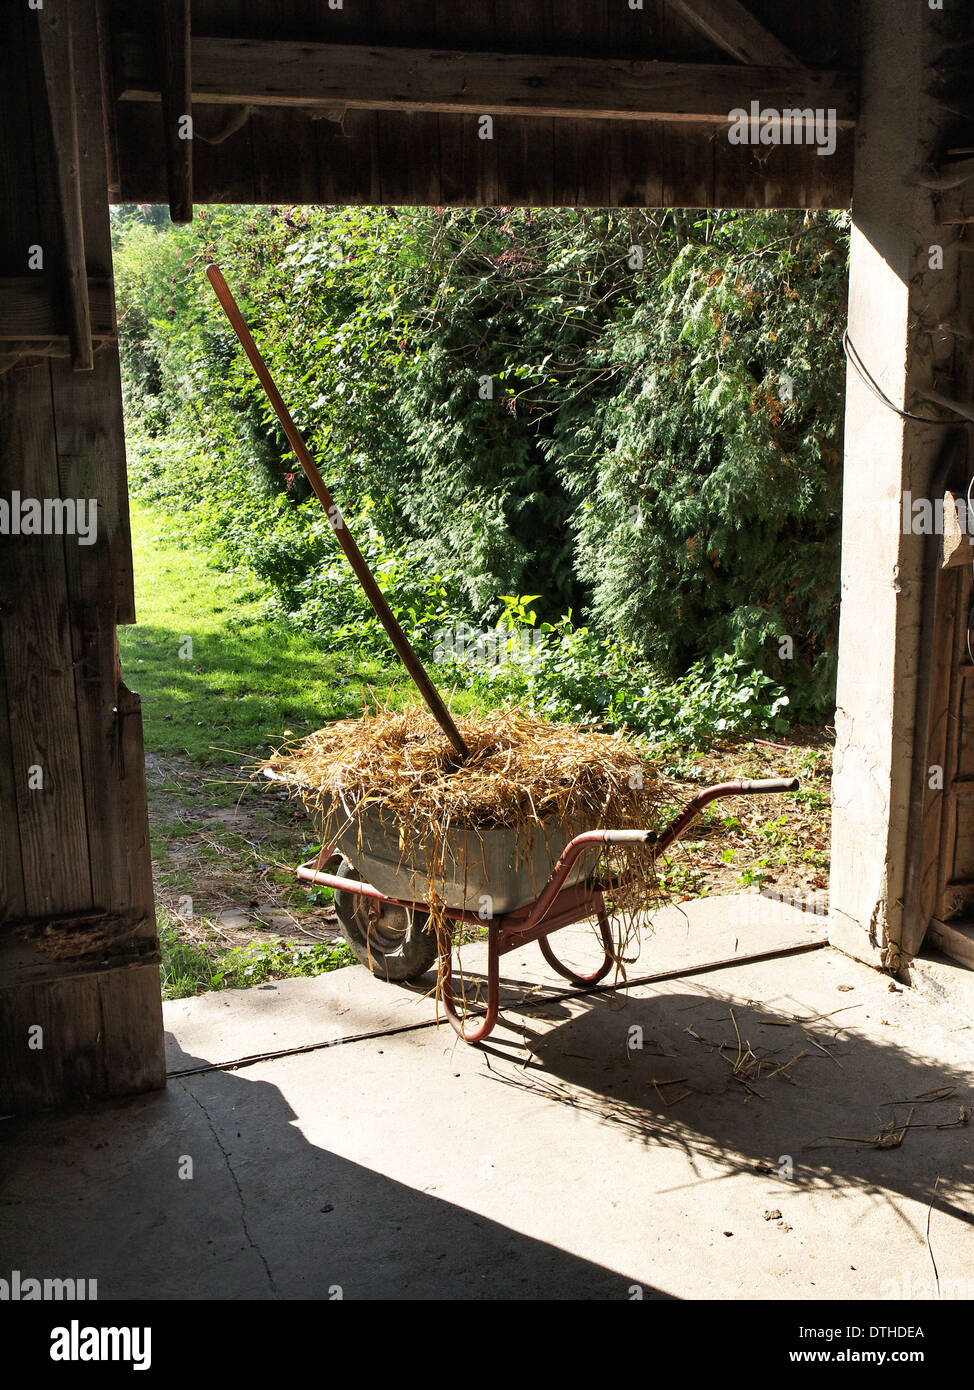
{"left": 145, "top": 751, "right": 342, "bottom": 957}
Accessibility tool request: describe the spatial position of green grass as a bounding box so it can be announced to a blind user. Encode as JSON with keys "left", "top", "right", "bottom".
{"left": 119, "top": 499, "right": 407, "bottom": 762}
{"left": 158, "top": 910, "right": 355, "bottom": 1000}
{"left": 122, "top": 498, "right": 477, "bottom": 996}
{"left": 121, "top": 498, "right": 495, "bottom": 764}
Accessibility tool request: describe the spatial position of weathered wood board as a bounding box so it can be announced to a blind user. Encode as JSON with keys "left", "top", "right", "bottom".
{"left": 108, "top": 0, "right": 858, "bottom": 208}
{"left": 0, "top": 0, "right": 163, "bottom": 1111}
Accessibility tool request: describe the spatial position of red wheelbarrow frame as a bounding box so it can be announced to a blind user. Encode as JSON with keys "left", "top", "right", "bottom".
{"left": 296, "top": 777, "right": 798, "bottom": 1044}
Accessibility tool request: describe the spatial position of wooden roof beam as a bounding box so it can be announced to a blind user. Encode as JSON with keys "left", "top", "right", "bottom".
{"left": 157, "top": 0, "right": 193, "bottom": 222}
{"left": 37, "top": 6, "right": 93, "bottom": 372}
{"left": 666, "top": 0, "right": 803, "bottom": 69}
{"left": 115, "top": 36, "right": 856, "bottom": 128}
{"left": 94, "top": 0, "right": 121, "bottom": 199}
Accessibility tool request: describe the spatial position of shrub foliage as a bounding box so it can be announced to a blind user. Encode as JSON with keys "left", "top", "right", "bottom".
{"left": 113, "top": 203, "right": 848, "bottom": 725}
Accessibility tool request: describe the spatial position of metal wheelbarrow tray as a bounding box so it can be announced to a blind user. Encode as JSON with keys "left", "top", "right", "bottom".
{"left": 296, "top": 776, "right": 799, "bottom": 1044}
{"left": 334, "top": 803, "right": 600, "bottom": 913}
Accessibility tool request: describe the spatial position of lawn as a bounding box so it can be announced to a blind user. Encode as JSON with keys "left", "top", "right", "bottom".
{"left": 119, "top": 497, "right": 403, "bottom": 763}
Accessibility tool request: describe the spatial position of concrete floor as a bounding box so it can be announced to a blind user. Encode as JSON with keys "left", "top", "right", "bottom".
{"left": 2, "top": 894, "right": 973, "bottom": 1300}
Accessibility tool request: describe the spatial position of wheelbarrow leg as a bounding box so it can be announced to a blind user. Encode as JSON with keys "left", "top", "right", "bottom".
{"left": 538, "top": 894, "right": 615, "bottom": 986}
{"left": 440, "top": 923, "right": 501, "bottom": 1044}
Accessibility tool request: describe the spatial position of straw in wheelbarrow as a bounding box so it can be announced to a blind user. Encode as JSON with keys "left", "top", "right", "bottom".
{"left": 264, "top": 701, "right": 669, "bottom": 980}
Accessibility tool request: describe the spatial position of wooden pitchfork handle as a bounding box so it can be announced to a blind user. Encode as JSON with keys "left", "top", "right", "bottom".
{"left": 205, "top": 263, "right": 470, "bottom": 761}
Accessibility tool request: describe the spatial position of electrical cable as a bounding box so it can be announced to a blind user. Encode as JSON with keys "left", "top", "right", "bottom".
{"left": 845, "top": 331, "right": 974, "bottom": 657}
{"left": 842, "top": 330, "right": 970, "bottom": 425}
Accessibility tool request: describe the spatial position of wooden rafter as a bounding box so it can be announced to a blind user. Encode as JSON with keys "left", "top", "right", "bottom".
{"left": 115, "top": 35, "right": 854, "bottom": 128}
{"left": 157, "top": 0, "right": 193, "bottom": 222}
{"left": 37, "top": 6, "right": 93, "bottom": 372}
{"left": 94, "top": 0, "right": 121, "bottom": 199}
{"left": 667, "top": 0, "right": 803, "bottom": 68}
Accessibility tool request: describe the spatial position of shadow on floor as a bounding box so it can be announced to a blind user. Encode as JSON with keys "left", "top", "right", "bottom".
{"left": 476, "top": 986, "right": 974, "bottom": 1228}
{"left": 0, "top": 1035, "right": 665, "bottom": 1301}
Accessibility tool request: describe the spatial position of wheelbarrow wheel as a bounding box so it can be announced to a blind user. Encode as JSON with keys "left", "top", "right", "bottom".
{"left": 333, "top": 857, "right": 438, "bottom": 982}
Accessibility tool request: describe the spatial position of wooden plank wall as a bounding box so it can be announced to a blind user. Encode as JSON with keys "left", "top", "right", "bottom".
{"left": 111, "top": 0, "right": 857, "bottom": 208}
{"left": 0, "top": 0, "right": 165, "bottom": 1110}
{"left": 908, "top": 247, "right": 974, "bottom": 964}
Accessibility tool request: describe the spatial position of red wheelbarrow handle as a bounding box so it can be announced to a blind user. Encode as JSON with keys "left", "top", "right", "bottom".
{"left": 607, "top": 776, "right": 800, "bottom": 854}
{"left": 518, "top": 777, "right": 800, "bottom": 932}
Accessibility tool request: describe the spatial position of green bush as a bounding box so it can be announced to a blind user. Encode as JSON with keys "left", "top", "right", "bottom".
{"left": 112, "top": 203, "right": 847, "bottom": 722}
{"left": 448, "top": 603, "right": 790, "bottom": 743}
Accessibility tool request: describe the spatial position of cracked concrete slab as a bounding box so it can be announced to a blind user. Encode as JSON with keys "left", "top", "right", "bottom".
{"left": 1, "top": 896, "right": 972, "bottom": 1300}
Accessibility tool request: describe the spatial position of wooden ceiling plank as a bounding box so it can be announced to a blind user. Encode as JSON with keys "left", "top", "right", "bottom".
{"left": 115, "top": 35, "right": 856, "bottom": 127}
{"left": 666, "top": 0, "right": 803, "bottom": 68}
{"left": 0, "top": 276, "right": 114, "bottom": 344}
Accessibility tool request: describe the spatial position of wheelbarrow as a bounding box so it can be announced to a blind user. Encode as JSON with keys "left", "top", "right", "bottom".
{"left": 295, "top": 776, "right": 799, "bottom": 1043}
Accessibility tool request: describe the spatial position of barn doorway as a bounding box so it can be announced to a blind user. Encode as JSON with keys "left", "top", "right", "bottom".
{"left": 109, "top": 201, "right": 845, "bottom": 1005}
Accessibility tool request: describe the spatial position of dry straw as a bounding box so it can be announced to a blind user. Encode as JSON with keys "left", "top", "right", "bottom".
{"left": 265, "top": 702, "right": 670, "bottom": 982}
